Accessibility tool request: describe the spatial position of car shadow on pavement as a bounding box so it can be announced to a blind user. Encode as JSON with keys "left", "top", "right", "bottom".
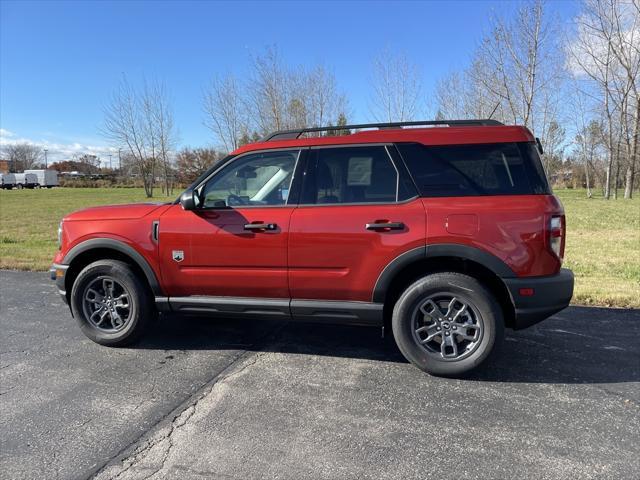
{"left": 138, "top": 306, "right": 640, "bottom": 385}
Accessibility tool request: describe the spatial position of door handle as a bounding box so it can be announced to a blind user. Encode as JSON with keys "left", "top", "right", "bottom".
{"left": 365, "top": 222, "right": 405, "bottom": 231}
{"left": 244, "top": 223, "right": 278, "bottom": 231}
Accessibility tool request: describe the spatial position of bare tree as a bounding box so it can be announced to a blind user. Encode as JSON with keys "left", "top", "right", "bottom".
{"left": 571, "top": 81, "right": 602, "bottom": 197}
{"left": 468, "top": 0, "right": 564, "bottom": 135}
{"left": 102, "top": 77, "right": 153, "bottom": 196}
{"left": 434, "top": 61, "right": 502, "bottom": 121}
{"left": 369, "top": 48, "right": 423, "bottom": 122}
{"left": 203, "top": 74, "right": 248, "bottom": 152}
{"left": 103, "top": 77, "right": 176, "bottom": 197}
{"left": 567, "top": 0, "right": 639, "bottom": 199}
{"left": 434, "top": 71, "right": 468, "bottom": 119}
{"left": 434, "top": 1, "right": 566, "bottom": 177}
{"left": 304, "top": 64, "right": 348, "bottom": 129}
{"left": 2, "top": 143, "right": 43, "bottom": 171}
{"left": 249, "top": 46, "right": 290, "bottom": 133}
{"left": 144, "top": 81, "right": 177, "bottom": 195}
{"left": 204, "top": 48, "right": 348, "bottom": 146}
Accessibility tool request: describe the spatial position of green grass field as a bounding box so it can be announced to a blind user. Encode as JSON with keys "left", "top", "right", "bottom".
{"left": 555, "top": 189, "right": 639, "bottom": 308}
{"left": 0, "top": 187, "right": 638, "bottom": 307}
{"left": 0, "top": 188, "right": 166, "bottom": 271}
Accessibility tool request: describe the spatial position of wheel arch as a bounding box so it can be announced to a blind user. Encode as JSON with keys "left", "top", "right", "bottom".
{"left": 375, "top": 244, "right": 516, "bottom": 328}
{"left": 63, "top": 239, "right": 163, "bottom": 301}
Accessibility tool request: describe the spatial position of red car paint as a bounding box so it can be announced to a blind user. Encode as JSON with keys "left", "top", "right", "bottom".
{"left": 53, "top": 123, "right": 570, "bottom": 330}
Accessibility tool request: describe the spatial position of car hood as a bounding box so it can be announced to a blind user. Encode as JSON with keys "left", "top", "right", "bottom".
{"left": 64, "top": 203, "right": 168, "bottom": 221}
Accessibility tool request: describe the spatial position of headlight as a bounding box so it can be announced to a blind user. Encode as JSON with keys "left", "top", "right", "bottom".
{"left": 57, "top": 222, "right": 63, "bottom": 249}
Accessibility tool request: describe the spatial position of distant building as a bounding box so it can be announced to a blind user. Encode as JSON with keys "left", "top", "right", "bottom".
{"left": 0, "top": 160, "right": 9, "bottom": 173}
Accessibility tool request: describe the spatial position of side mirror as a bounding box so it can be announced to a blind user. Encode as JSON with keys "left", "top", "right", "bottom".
{"left": 179, "top": 191, "right": 196, "bottom": 210}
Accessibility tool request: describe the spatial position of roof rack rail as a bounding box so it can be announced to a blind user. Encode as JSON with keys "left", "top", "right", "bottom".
{"left": 262, "top": 119, "right": 503, "bottom": 141}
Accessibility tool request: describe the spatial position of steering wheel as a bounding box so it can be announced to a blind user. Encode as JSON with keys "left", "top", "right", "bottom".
{"left": 227, "top": 194, "right": 248, "bottom": 206}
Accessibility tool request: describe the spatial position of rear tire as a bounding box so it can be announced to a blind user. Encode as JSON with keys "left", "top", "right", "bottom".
{"left": 70, "top": 259, "right": 155, "bottom": 346}
{"left": 392, "top": 272, "right": 503, "bottom": 377}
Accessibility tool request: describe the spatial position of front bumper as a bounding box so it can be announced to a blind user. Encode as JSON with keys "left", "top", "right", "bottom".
{"left": 50, "top": 263, "right": 69, "bottom": 304}
{"left": 504, "top": 268, "right": 574, "bottom": 330}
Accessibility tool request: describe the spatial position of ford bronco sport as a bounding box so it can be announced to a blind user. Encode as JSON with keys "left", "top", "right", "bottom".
{"left": 51, "top": 120, "right": 574, "bottom": 377}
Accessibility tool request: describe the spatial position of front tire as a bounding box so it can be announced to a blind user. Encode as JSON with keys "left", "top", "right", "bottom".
{"left": 70, "top": 260, "right": 154, "bottom": 346}
{"left": 392, "top": 273, "right": 503, "bottom": 377}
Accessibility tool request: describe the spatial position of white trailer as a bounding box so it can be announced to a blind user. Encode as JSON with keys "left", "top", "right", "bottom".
{"left": 24, "top": 169, "right": 59, "bottom": 188}
{"left": 0, "top": 173, "right": 16, "bottom": 189}
{"left": 13, "top": 173, "right": 39, "bottom": 189}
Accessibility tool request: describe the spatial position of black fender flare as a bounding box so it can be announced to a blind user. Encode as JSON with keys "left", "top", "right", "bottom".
{"left": 63, "top": 238, "right": 163, "bottom": 296}
{"left": 372, "top": 243, "right": 516, "bottom": 303}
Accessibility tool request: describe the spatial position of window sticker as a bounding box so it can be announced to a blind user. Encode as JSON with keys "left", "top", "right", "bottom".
{"left": 347, "top": 157, "right": 373, "bottom": 186}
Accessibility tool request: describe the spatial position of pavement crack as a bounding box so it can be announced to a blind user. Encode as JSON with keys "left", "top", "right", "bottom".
{"left": 0, "top": 385, "right": 17, "bottom": 395}
{"left": 89, "top": 322, "right": 285, "bottom": 480}
{"left": 127, "top": 352, "right": 267, "bottom": 480}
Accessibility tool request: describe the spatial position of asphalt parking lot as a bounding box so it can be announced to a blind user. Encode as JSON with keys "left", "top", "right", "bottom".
{"left": 1, "top": 270, "right": 639, "bottom": 480}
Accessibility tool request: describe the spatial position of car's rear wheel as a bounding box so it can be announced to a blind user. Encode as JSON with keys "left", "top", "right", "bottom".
{"left": 70, "top": 259, "right": 154, "bottom": 346}
{"left": 392, "top": 272, "right": 503, "bottom": 377}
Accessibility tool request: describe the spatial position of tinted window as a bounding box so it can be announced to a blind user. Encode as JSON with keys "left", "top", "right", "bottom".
{"left": 199, "top": 150, "right": 298, "bottom": 207}
{"left": 520, "top": 142, "right": 551, "bottom": 194}
{"left": 301, "top": 146, "right": 398, "bottom": 204}
{"left": 397, "top": 142, "right": 550, "bottom": 197}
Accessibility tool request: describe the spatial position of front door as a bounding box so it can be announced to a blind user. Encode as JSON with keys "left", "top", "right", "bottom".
{"left": 288, "top": 145, "right": 425, "bottom": 302}
{"left": 159, "top": 148, "right": 301, "bottom": 299}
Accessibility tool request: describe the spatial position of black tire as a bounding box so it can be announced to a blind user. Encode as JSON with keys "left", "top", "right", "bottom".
{"left": 70, "top": 259, "right": 155, "bottom": 346}
{"left": 392, "top": 272, "right": 504, "bottom": 377}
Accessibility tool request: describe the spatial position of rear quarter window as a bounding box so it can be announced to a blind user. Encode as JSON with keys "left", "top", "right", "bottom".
{"left": 396, "top": 142, "right": 550, "bottom": 197}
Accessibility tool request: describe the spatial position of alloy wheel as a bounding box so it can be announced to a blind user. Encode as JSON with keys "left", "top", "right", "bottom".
{"left": 411, "top": 294, "right": 484, "bottom": 361}
{"left": 82, "top": 276, "right": 132, "bottom": 333}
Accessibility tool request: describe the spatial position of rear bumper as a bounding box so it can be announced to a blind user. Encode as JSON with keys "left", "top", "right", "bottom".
{"left": 504, "top": 268, "right": 574, "bottom": 330}
{"left": 50, "top": 263, "right": 69, "bottom": 304}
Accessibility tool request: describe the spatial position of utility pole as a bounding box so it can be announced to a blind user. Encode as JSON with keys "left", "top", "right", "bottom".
{"left": 118, "top": 148, "right": 122, "bottom": 172}
{"left": 43, "top": 149, "right": 48, "bottom": 168}
{"left": 108, "top": 154, "right": 113, "bottom": 170}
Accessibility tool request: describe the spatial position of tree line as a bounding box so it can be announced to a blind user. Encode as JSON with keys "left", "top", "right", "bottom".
{"left": 4, "top": 0, "right": 636, "bottom": 199}
{"left": 435, "top": 0, "right": 639, "bottom": 199}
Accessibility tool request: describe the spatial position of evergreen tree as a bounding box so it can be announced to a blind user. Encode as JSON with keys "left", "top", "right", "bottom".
{"left": 336, "top": 113, "right": 350, "bottom": 136}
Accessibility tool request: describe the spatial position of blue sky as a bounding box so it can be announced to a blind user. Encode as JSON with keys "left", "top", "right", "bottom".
{"left": 0, "top": 0, "right": 579, "bottom": 163}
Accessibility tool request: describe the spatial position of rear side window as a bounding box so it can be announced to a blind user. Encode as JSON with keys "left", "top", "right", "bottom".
{"left": 396, "top": 142, "right": 550, "bottom": 197}
{"left": 301, "top": 146, "right": 399, "bottom": 204}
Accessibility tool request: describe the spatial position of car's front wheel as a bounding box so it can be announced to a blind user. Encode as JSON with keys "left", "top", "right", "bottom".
{"left": 392, "top": 272, "right": 504, "bottom": 377}
{"left": 70, "top": 260, "right": 154, "bottom": 346}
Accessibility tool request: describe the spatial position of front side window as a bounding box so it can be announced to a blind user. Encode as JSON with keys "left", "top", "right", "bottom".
{"left": 198, "top": 150, "right": 299, "bottom": 208}
{"left": 301, "top": 146, "right": 398, "bottom": 204}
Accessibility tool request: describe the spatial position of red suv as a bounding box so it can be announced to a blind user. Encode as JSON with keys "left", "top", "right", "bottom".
{"left": 51, "top": 120, "right": 573, "bottom": 377}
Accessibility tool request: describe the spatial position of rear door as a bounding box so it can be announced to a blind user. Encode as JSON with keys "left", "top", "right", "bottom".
{"left": 288, "top": 144, "right": 425, "bottom": 303}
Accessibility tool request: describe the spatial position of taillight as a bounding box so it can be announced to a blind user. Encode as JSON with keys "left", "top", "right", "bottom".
{"left": 548, "top": 215, "right": 565, "bottom": 261}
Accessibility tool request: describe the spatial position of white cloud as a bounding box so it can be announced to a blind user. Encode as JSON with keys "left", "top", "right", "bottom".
{"left": 0, "top": 129, "right": 117, "bottom": 166}
{"left": 566, "top": 8, "right": 639, "bottom": 78}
